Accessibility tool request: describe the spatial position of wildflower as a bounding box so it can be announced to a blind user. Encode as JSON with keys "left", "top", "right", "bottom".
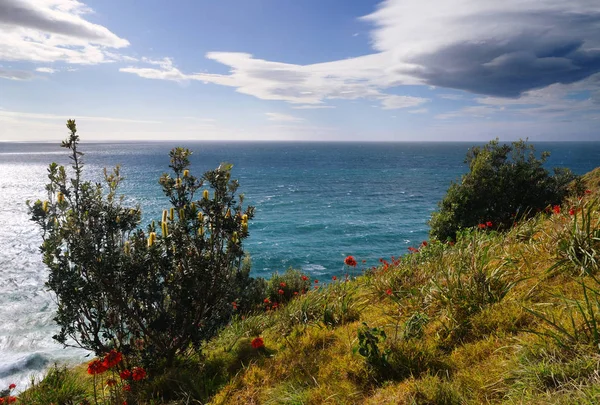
{"left": 272, "top": 302, "right": 279, "bottom": 309}
{"left": 232, "top": 301, "right": 238, "bottom": 310}
{"left": 231, "top": 232, "right": 238, "bottom": 243}
{"left": 478, "top": 223, "right": 486, "bottom": 229}
{"left": 103, "top": 349, "right": 123, "bottom": 368}
{"left": 169, "top": 207, "right": 175, "bottom": 221}
{"left": 183, "top": 169, "right": 189, "bottom": 177}
{"left": 106, "top": 378, "right": 117, "bottom": 387}
{"left": 421, "top": 241, "right": 428, "bottom": 247}
{"left": 301, "top": 275, "right": 309, "bottom": 281}
{"left": 314, "top": 279, "right": 319, "bottom": 284}
{"left": 203, "top": 189, "right": 209, "bottom": 199}
{"left": 251, "top": 337, "right": 264, "bottom": 349}
{"left": 408, "top": 246, "right": 419, "bottom": 253}
{"left": 87, "top": 359, "right": 107, "bottom": 375}
{"left": 569, "top": 208, "right": 575, "bottom": 216}
{"left": 8, "top": 384, "right": 15, "bottom": 390}
{"left": 179, "top": 208, "right": 185, "bottom": 219}
{"left": 332, "top": 275, "right": 337, "bottom": 281}
{"left": 161, "top": 221, "right": 169, "bottom": 237}
{"left": 279, "top": 282, "right": 286, "bottom": 288}
{"left": 344, "top": 255, "right": 358, "bottom": 267}
{"left": 486, "top": 221, "right": 493, "bottom": 228}
{"left": 386, "top": 289, "right": 392, "bottom": 296}
{"left": 119, "top": 369, "right": 132, "bottom": 380}
{"left": 132, "top": 367, "right": 147, "bottom": 381}
{"left": 123, "top": 384, "right": 131, "bottom": 392}
{"left": 197, "top": 212, "right": 204, "bottom": 222}
{"left": 8, "top": 398, "right": 17, "bottom": 404}
{"left": 585, "top": 189, "right": 592, "bottom": 194}
{"left": 553, "top": 205, "right": 561, "bottom": 214}
{"left": 294, "top": 291, "right": 298, "bottom": 296}
{"left": 263, "top": 298, "right": 270, "bottom": 304}
{"left": 242, "top": 214, "right": 249, "bottom": 223}
{"left": 147, "top": 232, "right": 156, "bottom": 247}
{"left": 278, "top": 289, "right": 284, "bottom": 295}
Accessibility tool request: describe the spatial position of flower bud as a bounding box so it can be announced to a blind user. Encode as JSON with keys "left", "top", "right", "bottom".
{"left": 123, "top": 241, "right": 130, "bottom": 255}
{"left": 197, "top": 212, "right": 203, "bottom": 222}
{"left": 42, "top": 200, "right": 49, "bottom": 213}
{"left": 116, "top": 215, "right": 120, "bottom": 223}
{"left": 203, "top": 190, "right": 209, "bottom": 200}
{"left": 198, "top": 227, "right": 204, "bottom": 236}
{"left": 175, "top": 178, "right": 182, "bottom": 188}
{"left": 242, "top": 222, "right": 248, "bottom": 232}
{"left": 242, "top": 214, "right": 248, "bottom": 224}
{"left": 183, "top": 169, "right": 189, "bottom": 178}
{"left": 161, "top": 221, "right": 169, "bottom": 237}
{"left": 57, "top": 192, "right": 64, "bottom": 203}
{"left": 179, "top": 208, "right": 185, "bottom": 220}
{"left": 169, "top": 208, "right": 174, "bottom": 221}
{"left": 232, "top": 231, "right": 238, "bottom": 243}
{"left": 162, "top": 210, "right": 168, "bottom": 223}
{"left": 148, "top": 232, "right": 156, "bottom": 247}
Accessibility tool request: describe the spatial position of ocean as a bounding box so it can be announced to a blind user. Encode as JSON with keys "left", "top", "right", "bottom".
{"left": 0, "top": 141, "right": 598, "bottom": 391}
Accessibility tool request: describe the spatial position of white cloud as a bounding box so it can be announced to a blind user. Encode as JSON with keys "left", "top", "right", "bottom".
{"left": 0, "top": 110, "right": 161, "bottom": 124}
{"left": 0, "top": 0, "right": 129, "bottom": 65}
{"left": 292, "top": 105, "right": 336, "bottom": 110}
{"left": 35, "top": 67, "right": 57, "bottom": 73}
{"left": 265, "top": 112, "right": 304, "bottom": 122}
{"left": 0, "top": 68, "right": 34, "bottom": 80}
{"left": 380, "top": 95, "right": 428, "bottom": 110}
{"left": 408, "top": 108, "right": 428, "bottom": 114}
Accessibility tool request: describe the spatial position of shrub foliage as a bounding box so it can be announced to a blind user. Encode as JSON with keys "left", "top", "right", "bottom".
{"left": 28, "top": 120, "right": 255, "bottom": 366}
{"left": 429, "top": 139, "right": 576, "bottom": 241}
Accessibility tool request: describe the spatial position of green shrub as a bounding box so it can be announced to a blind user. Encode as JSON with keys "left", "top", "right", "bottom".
{"left": 18, "top": 365, "right": 88, "bottom": 405}
{"left": 28, "top": 120, "right": 255, "bottom": 366}
{"left": 429, "top": 139, "right": 577, "bottom": 241}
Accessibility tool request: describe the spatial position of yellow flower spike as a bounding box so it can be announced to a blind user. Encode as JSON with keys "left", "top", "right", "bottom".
{"left": 116, "top": 215, "right": 120, "bottom": 223}
{"left": 197, "top": 212, "right": 203, "bottom": 222}
{"left": 57, "top": 192, "right": 64, "bottom": 203}
{"left": 198, "top": 227, "right": 204, "bottom": 236}
{"left": 123, "top": 241, "right": 130, "bottom": 255}
{"left": 242, "top": 222, "right": 248, "bottom": 232}
{"left": 203, "top": 189, "right": 209, "bottom": 200}
{"left": 169, "top": 208, "right": 175, "bottom": 221}
{"left": 42, "top": 200, "right": 49, "bottom": 213}
{"left": 162, "top": 210, "right": 168, "bottom": 223}
{"left": 175, "top": 178, "right": 182, "bottom": 187}
{"left": 179, "top": 209, "right": 185, "bottom": 220}
{"left": 183, "top": 169, "right": 189, "bottom": 178}
{"left": 232, "top": 232, "right": 238, "bottom": 243}
{"left": 148, "top": 232, "right": 156, "bottom": 247}
{"left": 191, "top": 202, "right": 196, "bottom": 210}
{"left": 161, "top": 221, "right": 169, "bottom": 237}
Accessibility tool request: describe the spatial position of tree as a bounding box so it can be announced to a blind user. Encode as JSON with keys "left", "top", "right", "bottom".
{"left": 429, "top": 139, "right": 577, "bottom": 241}
{"left": 28, "top": 120, "right": 255, "bottom": 366}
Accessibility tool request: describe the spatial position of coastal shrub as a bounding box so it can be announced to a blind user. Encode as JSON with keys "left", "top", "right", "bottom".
{"left": 429, "top": 138, "right": 577, "bottom": 241}
{"left": 28, "top": 120, "right": 255, "bottom": 367}
{"left": 16, "top": 365, "right": 87, "bottom": 405}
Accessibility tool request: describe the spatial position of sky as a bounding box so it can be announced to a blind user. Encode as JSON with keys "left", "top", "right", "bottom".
{"left": 1, "top": 0, "right": 600, "bottom": 141}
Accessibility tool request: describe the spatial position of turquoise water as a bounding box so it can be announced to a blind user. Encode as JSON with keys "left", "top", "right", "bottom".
{"left": 0, "top": 141, "right": 598, "bottom": 389}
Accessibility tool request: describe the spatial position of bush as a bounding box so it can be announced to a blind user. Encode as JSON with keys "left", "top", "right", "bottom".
{"left": 429, "top": 139, "right": 577, "bottom": 241}
{"left": 28, "top": 120, "right": 256, "bottom": 367}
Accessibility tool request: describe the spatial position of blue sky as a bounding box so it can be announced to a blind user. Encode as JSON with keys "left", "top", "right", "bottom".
{"left": 1, "top": 0, "right": 599, "bottom": 141}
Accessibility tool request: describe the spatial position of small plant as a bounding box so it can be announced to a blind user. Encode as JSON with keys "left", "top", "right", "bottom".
{"left": 403, "top": 311, "right": 429, "bottom": 340}
{"left": 355, "top": 322, "right": 390, "bottom": 369}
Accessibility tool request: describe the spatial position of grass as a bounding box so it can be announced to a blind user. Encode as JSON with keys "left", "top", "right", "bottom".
{"left": 17, "top": 168, "right": 600, "bottom": 404}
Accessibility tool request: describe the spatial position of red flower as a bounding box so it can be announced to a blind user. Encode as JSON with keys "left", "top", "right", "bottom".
{"left": 486, "top": 221, "right": 493, "bottom": 228}
{"left": 478, "top": 223, "right": 486, "bottom": 229}
{"left": 8, "top": 384, "right": 15, "bottom": 390}
{"left": 251, "top": 337, "right": 264, "bottom": 349}
{"left": 103, "top": 349, "right": 123, "bottom": 369}
{"left": 120, "top": 369, "right": 132, "bottom": 380}
{"left": 132, "top": 367, "right": 147, "bottom": 381}
{"left": 278, "top": 289, "right": 284, "bottom": 295}
{"left": 294, "top": 291, "right": 298, "bottom": 295}
{"left": 106, "top": 378, "right": 117, "bottom": 387}
{"left": 7, "top": 398, "right": 16, "bottom": 404}
{"left": 232, "top": 301, "right": 238, "bottom": 310}
{"left": 585, "top": 189, "right": 592, "bottom": 194}
{"left": 301, "top": 275, "right": 309, "bottom": 281}
{"left": 314, "top": 279, "right": 319, "bottom": 283}
{"left": 385, "top": 289, "right": 392, "bottom": 296}
{"left": 421, "top": 241, "right": 428, "bottom": 247}
{"left": 408, "top": 246, "right": 419, "bottom": 253}
{"left": 332, "top": 275, "right": 337, "bottom": 281}
{"left": 553, "top": 205, "right": 561, "bottom": 214}
{"left": 279, "top": 282, "right": 286, "bottom": 288}
{"left": 263, "top": 297, "right": 270, "bottom": 304}
{"left": 569, "top": 208, "right": 575, "bottom": 216}
{"left": 344, "top": 255, "right": 358, "bottom": 267}
{"left": 87, "top": 359, "right": 108, "bottom": 375}
{"left": 272, "top": 302, "right": 279, "bottom": 308}
{"left": 123, "top": 384, "right": 131, "bottom": 392}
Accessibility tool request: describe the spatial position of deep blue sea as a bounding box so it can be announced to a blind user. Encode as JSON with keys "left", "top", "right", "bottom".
{"left": 0, "top": 141, "right": 598, "bottom": 390}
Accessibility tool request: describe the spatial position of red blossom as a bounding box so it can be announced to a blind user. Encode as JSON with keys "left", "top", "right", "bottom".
{"left": 87, "top": 359, "right": 108, "bottom": 375}
{"left": 585, "top": 189, "right": 592, "bottom": 194}
{"left": 103, "top": 349, "right": 123, "bottom": 369}
{"left": 478, "top": 223, "right": 486, "bottom": 229}
{"left": 132, "top": 367, "right": 147, "bottom": 381}
{"left": 408, "top": 246, "right": 419, "bottom": 253}
{"left": 119, "top": 369, "right": 132, "bottom": 380}
{"left": 553, "top": 205, "right": 561, "bottom": 214}
{"left": 344, "top": 255, "right": 358, "bottom": 267}
{"left": 385, "top": 289, "right": 392, "bottom": 296}
{"left": 279, "top": 282, "right": 286, "bottom": 288}
{"left": 278, "top": 289, "right": 284, "bottom": 295}
{"left": 251, "top": 337, "right": 264, "bottom": 349}
{"left": 123, "top": 384, "right": 131, "bottom": 392}
{"left": 332, "top": 275, "right": 337, "bottom": 281}
{"left": 8, "top": 384, "right": 15, "bottom": 390}
{"left": 232, "top": 301, "right": 238, "bottom": 310}
{"left": 569, "top": 208, "right": 575, "bottom": 216}
{"left": 486, "top": 221, "right": 493, "bottom": 228}
{"left": 7, "top": 398, "right": 16, "bottom": 404}
{"left": 314, "top": 279, "right": 319, "bottom": 283}
{"left": 294, "top": 291, "right": 298, "bottom": 295}
{"left": 263, "top": 298, "right": 270, "bottom": 304}
{"left": 421, "top": 241, "right": 428, "bottom": 247}
{"left": 106, "top": 378, "right": 117, "bottom": 387}
{"left": 301, "top": 275, "right": 309, "bottom": 281}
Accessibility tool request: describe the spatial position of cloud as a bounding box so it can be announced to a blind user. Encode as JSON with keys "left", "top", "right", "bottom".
{"left": 380, "top": 95, "right": 427, "bottom": 110}
{"left": 35, "top": 67, "right": 56, "bottom": 73}
{"left": 0, "top": 68, "right": 34, "bottom": 80}
{"left": 0, "top": 110, "right": 161, "bottom": 124}
{"left": 408, "top": 108, "right": 428, "bottom": 114}
{"left": 121, "top": 0, "right": 600, "bottom": 109}
{"left": 265, "top": 112, "right": 304, "bottom": 122}
{"left": 0, "top": 0, "right": 129, "bottom": 65}
{"left": 292, "top": 105, "right": 336, "bottom": 110}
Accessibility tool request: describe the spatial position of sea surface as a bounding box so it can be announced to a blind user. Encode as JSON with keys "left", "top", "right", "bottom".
{"left": 0, "top": 141, "right": 598, "bottom": 391}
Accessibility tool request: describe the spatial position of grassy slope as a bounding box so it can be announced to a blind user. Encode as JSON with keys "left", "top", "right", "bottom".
{"left": 20, "top": 168, "right": 600, "bottom": 404}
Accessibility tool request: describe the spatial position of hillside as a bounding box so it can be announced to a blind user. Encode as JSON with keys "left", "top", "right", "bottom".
{"left": 16, "top": 167, "right": 600, "bottom": 404}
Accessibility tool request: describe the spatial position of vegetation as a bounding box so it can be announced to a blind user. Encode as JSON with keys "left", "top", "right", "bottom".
{"left": 17, "top": 127, "right": 600, "bottom": 404}
{"left": 429, "top": 138, "right": 578, "bottom": 241}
